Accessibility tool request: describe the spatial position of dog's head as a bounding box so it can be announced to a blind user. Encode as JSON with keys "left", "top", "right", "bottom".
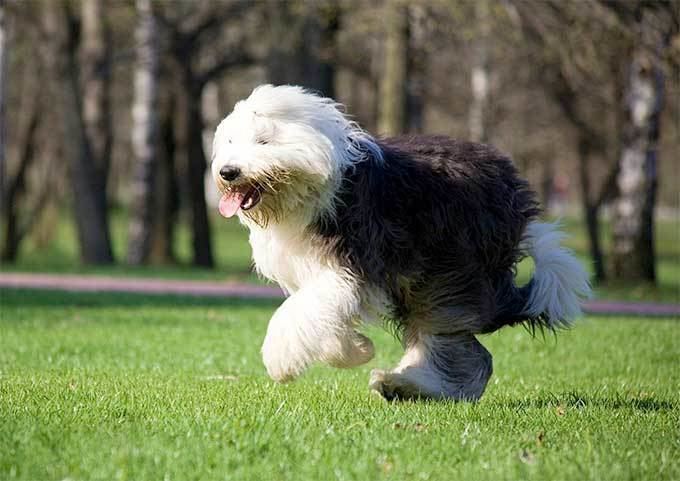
{"left": 211, "top": 85, "right": 382, "bottom": 227}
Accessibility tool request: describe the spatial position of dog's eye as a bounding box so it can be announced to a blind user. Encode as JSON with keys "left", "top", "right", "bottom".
{"left": 256, "top": 138, "right": 269, "bottom": 145}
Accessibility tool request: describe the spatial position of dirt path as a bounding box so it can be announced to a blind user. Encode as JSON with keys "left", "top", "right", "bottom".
{"left": 1, "top": 272, "right": 678, "bottom": 317}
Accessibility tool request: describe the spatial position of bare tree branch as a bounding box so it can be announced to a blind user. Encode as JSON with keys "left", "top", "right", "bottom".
{"left": 197, "top": 50, "right": 255, "bottom": 87}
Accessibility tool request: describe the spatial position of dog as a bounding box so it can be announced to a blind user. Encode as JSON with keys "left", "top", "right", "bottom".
{"left": 211, "top": 85, "right": 591, "bottom": 401}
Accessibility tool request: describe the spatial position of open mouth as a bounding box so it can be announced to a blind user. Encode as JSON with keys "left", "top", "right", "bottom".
{"left": 218, "top": 183, "right": 263, "bottom": 218}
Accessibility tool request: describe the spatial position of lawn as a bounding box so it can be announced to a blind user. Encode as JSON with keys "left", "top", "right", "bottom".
{"left": 1, "top": 289, "right": 679, "bottom": 481}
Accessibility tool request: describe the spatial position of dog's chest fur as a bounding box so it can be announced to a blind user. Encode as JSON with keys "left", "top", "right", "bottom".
{"left": 248, "top": 223, "right": 330, "bottom": 294}
{"left": 247, "top": 220, "right": 393, "bottom": 323}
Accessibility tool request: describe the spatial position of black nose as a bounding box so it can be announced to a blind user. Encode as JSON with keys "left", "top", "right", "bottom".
{"left": 219, "top": 166, "right": 241, "bottom": 182}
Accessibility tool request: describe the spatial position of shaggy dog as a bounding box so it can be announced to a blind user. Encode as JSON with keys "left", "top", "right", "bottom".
{"left": 211, "top": 85, "right": 591, "bottom": 401}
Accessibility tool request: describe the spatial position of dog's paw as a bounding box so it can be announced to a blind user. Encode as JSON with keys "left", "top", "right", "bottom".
{"left": 369, "top": 369, "right": 398, "bottom": 400}
{"left": 368, "top": 368, "right": 428, "bottom": 401}
{"left": 324, "top": 331, "right": 375, "bottom": 368}
{"left": 261, "top": 328, "right": 309, "bottom": 383}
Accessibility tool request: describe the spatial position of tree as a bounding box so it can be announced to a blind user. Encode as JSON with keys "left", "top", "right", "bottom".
{"left": 267, "top": 1, "right": 339, "bottom": 97}
{"left": 607, "top": 2, "right": 677, "bottom": 282}
{"left": 513, "top": 0, "right": 623, "bottom": 282}
{"left": 1, "top": 3, "right": 58, "bottom": 262}
{"left": 80, "top": 0, "right": 112, "bottom": 185}
{"left": 148, "top": 87, "right": 180, "bottom": 264}
{"left": 159, "top": 3, "right": 254, "bottom": 267}
{"left": 0, "top": 0, "right": 6, "bottom": 217}
{"left": 469, "top": 0, "right": 491, "bottom": 143}
{"left": 127, "top": 0, "right": 159, "bottom": 265}
{"left": 377, "top": 1, "right": 409, "bottom": 136}
{"left": 1, "top": 66, "right": 42, "bottom": 262}
{"left": 41, "top": 0, "right": 114, "bottom": 264}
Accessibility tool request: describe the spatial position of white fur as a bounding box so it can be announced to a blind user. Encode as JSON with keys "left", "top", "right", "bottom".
{"left": 251, "top": 223, "right": 376, "bottom": 382}
{"left": 522, "top": 221, "right": 592, "bottom": 328}
{"left": 211, "top": 85, "right": 381, "bottom": 382}
{"left": 260, "top": 267, "right": 374, "bottom": 382}
{"left": 212, "top": 85, "right": 590, "bottom": 398}
{"left": 212, "top": 85, "right": 382, "bottom": 220}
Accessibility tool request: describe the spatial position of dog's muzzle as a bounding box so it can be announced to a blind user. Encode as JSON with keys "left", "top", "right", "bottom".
{"left": 218, "top": 182, "right": 263, "bottom": 218}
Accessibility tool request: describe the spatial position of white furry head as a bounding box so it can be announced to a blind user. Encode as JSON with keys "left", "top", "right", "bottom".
{"left": 211, "top": 85, "right": 382, "bottom": 227}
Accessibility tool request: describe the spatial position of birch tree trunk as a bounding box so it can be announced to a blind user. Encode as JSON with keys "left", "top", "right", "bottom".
{"left": 127, "top": 0, "right": 159, "bottom": 265}
{"left": 610, "top": 10, "right": 668, "bottom": 282}
{"left": 42, "top": 0, "right": 114, "bottom": 264}
{"left": 377, "top": 2, "right": 409, "bottom": 136}
{"left": 469, "top": 0, "right": 490, "bottom": 143}
{"left": 80, "top": 0, "right": 112, "bottom": 178}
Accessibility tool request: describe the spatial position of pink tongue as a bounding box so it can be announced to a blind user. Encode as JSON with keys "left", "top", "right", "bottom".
{"left": 218, "top": 192, "right": 245, "bottom": 218}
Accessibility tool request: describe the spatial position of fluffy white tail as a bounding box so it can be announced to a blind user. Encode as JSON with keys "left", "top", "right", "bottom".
{"left": 522, "top": 222, "right": 592, "bottom": 329}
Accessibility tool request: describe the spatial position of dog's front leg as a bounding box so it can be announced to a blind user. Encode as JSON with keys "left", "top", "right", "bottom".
{"left": 261, "top": 271, "right": 374, "bottom": 382}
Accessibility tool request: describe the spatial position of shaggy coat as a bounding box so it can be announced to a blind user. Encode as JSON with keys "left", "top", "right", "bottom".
{"left": 312, "top": 135, "right": 541, "bottom": 336}
{"left": 211, "top": 85, "right": 591, "bottom": 401}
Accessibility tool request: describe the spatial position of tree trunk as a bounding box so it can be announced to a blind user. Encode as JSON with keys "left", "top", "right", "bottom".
{"left": 266, "top": 1, "right": 338, "bottom": 97}
{"left": 266, "top": 0, "right": 297, "bottom": 85}
{"left": 303, "top": 3, "right": 339, "bottom": 97}
{"left": 540, "top": 156, "right": 554, "bottom": 211}
{"left": 0, "top": 1, "right": 6, "bottom": 212}
{"left": 187, "top": 87, "right": 213, "bottom": 268}
{"left": 42, "top": 0, "right": 114, "bottom": 264}
{"left": 127, "top": 0, "right": 159, "bottom": 265}
{"left": 176, "top": 74, "right": 213, "bottom": 268}
{"left": 80, "top": 0, "right": 112, "bottom": 178}
{"left": 1, "top": 92, "right": 40, "bottom": 262}
{"left": 161, "top": 4, "right": 256, "bottom": 269}
{"left": 407, "top": 5, "right": 425, "bottom": 134}
{"left": 469, "top": 0, "right": 490, "bottom": 143}
{"left": 377, "top": 2, "right": 409, "bottom": 136}
{"left": 610, "top": 13, "right": 666, "bottom": 282}
{"left": 577, "top": 138, "right": 606, "bottom": 282}
{"left": 149, "top": 89, "right": 179, "bottom": 264}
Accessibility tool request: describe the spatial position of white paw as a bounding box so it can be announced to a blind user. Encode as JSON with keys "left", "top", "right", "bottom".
{"left": 368, "top": 368, "right": 431, "bottom": 401}
{"left": 261, "top": 325, "right": 309, "bottom": 383}
{"left": 323, "top": 332, "right": 375, "bottom": 368}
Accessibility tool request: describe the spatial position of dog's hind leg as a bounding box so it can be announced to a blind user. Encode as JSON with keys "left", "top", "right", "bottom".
{"left": 369, "top": 330, "right": 492, "bottom": 401}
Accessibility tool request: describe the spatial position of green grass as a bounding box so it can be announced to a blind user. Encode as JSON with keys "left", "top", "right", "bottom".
{"left": 3, "top": 210, "right": 679, "bottom": 302}
{"left": 1, "top": 289, "right": 679, "bottom": 481}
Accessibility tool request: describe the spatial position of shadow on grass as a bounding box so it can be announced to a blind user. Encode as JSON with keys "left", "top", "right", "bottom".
{"left": 0, "top": 288, "right": 281, "bottom": 310}
{"left": 504, "top": 391, "right": 676, "bottom": 412}
{"left": 369, "top": 391, "right": 675, "bottom": 411}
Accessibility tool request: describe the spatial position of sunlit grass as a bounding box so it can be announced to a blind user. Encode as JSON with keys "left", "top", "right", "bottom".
{"left": 1, "top": 289, "right": 678, "bottom": 481}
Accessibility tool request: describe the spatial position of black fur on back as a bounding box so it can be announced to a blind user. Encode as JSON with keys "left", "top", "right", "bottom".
{"left": 310, "top": 135, "right": 541, "bottom": 335}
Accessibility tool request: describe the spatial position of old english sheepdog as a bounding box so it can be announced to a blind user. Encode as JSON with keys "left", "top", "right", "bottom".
{"left": 211, "top": 85, "right": 591, "bottom": 401}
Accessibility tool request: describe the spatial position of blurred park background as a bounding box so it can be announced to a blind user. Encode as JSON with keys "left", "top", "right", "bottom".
{"left": 0, "top": 0, "right": 678, "bottom": 301}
